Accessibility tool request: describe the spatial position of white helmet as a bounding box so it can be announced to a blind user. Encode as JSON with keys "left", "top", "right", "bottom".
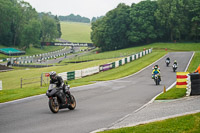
{"left": 49, "top": 71, "right": 56, "bottom": 79}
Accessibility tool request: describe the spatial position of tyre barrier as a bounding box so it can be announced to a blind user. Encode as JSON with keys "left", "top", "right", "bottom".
{"left": 189, "top": 73, "right": 200, "bottom": 95}
{"left": 176, "top": 72, "right": 189, "bottom": 88}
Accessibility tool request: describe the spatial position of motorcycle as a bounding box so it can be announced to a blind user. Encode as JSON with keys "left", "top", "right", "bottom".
{"left": 165, "top": 60, "right": 170, "bottom": 67}
{"left": 153, "top": 73, "right": 160, "bottom": 85}
{"left": 172, "top": 64, "right": 178, "bottom": 72}
{"left": 46, "top": 84, "right": 76, "bottom": 113}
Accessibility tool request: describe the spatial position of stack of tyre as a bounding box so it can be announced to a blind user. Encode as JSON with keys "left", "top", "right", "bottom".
{"left": 190, "top": 73, "right": 200, "bottom": 95}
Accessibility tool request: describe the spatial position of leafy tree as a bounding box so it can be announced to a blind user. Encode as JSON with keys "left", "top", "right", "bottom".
{"left": 128, "top": 0, "right": 159, "bottom": 44}
{"left": 55, "top": 15, "right": 62, "bottom": 38}
{"left": 155, "top": 0, "right": 190, "bottom": 41}
{"left": 21, "top": 19, "right": 41, "bottom": 49}
{"left": 189, "top": 0, "right": 200, "bottom": 41}
{"left": 91, "top": 3, "right": 130, "bottom": 51}
{"left": 59, "top": 14, "right": 90, "bottom": 23}
{"left": 91, "top": 17, "right": 97, "bottom": 23}
{"left": 41, "top": 15, "right": 58, "bottom": 42}
{"left": 0, "top": 0, "right": 15, "bottom": 45}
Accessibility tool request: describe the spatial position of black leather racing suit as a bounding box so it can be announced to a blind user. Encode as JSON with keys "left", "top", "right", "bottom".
{"left": 50, "top": 75, "right": 65, "bottom": 91}
{"left": 50, "top": 76, "right": 72, "bottom": 103}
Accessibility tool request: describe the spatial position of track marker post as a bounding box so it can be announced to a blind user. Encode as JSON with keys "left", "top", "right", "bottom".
{"left": 163, "top": 85, "right": 166, "bottom": 93}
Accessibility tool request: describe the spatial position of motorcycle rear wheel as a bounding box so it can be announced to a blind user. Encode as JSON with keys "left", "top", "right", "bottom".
{"left": 68, "top": 95, "right": 76, "bottom": 110}
{"left": 49, "top": 98, "right": 59, "bottom": 113}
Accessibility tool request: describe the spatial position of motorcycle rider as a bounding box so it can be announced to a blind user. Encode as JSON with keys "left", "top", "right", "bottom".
{"left": 49, "top": 71, "right": 72, "bottom": 103}
{"left": 166, "top": 57, "right": 170, "bottom": 62}
{"left": 166, "top": 57, "right": 170, "bottom": 64}
{"left": 152, "top": 65, "right": 161, "bottom": 81}
{"left": 173, "top": 60, "right": 178, "bottom": 65}
{"left": 152, "top": 65, "right": 160, "bottom": 71}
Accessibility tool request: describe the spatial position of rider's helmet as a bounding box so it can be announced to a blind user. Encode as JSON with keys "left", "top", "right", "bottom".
{"left": 174, "top": 60, "right": 177, "bottom": 63}
{"left": 49, "top": 71, "right": 56, "bottom": 80}
{"left": 154, "top": 65, "right": 158, "bottom": 69}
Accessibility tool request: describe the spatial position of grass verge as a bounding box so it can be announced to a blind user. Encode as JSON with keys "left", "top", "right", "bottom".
{"left": 156, "top": 87, "right": 186, "bottom": 100}
{"left": 100, "top": 112, "right": 200, "bottom": 133}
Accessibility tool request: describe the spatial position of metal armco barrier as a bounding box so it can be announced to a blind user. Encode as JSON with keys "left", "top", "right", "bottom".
{"left": 190, "top": 73, "right": 200, "bottom": 95}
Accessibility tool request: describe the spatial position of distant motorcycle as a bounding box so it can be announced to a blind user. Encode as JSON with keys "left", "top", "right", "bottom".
{"left": 165, "top": 60, "right": 170, "bottom": 67}
{"left": 172, "top": 64, "right": 178, "bottom": 72}
{"left": 46, "top": 84, "right": 76, "bottom": 113}
{"left": 153, "top": 73, "right": 161, "bottom": 85}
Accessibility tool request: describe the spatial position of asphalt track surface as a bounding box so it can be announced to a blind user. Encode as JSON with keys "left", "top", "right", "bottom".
{"left": 0, "top": 52, "right": 193, "bottom": 133}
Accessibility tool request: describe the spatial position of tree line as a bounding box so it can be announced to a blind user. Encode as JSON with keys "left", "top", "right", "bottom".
{"left": 59, "top": 14, "right": 90, "bottom": 23}
{"left": 91, "top": 0, "right": 200, "bottom": 51}
{"left": 0, "top": 0, "right": 61, "bottom": 49}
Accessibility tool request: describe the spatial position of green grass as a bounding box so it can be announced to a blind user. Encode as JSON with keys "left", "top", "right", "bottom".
{"left": 0, "top": 58, "right": 121, "bottom": 90}
{"left": 61, "top": 21, "right": 92, "bottom": 43}
{"left": 188, "top": 51, "right": 200, "bottom": 73}
{"left": 156, "top": 87, "right": 186, "bottom": 100}
{"left": 25, "top": 45, "right": 65, "bottom": 56}
{"left": 146, "top": 42, "right": 200, "bottom": 51}
{"left": 100, "top": 112, "right": 200, "bottom": 133}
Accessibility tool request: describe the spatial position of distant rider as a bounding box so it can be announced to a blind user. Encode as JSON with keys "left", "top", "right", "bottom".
{"left": 173, "top": 60, "right": 178, "bottom": 66}
{"left": 166, "top": 57, "right": 170, "bottom": 61}
{"left": 166, "top": 57, "right": 170, "bottom": 63}
{"left": 152, "top": 65, "right": 160, "bottom": 71}
{"left": 152, "top": 65, "right": 161, "bottom": 81}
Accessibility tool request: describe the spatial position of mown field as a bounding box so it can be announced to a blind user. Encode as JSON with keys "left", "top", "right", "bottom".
{"left": 60, "top": 21, "right": 92, "bottom": 43}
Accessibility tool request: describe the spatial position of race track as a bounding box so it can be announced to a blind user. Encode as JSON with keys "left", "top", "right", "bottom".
{"left": 0, "top": 52, "right": 193, "bottom": 133}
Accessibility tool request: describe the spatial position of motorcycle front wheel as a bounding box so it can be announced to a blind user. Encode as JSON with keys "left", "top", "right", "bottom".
{"left": 155, "top": 79, "right": 159, "bottom": 85}
{"left": 49, "top": 97, "right": 59, "bottom": 113}
{"left": 68, "top": 95, "right": 76, "bottom": 110}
